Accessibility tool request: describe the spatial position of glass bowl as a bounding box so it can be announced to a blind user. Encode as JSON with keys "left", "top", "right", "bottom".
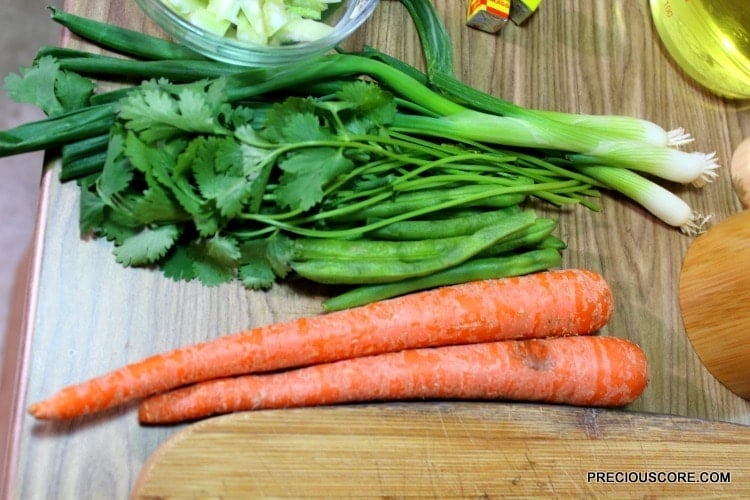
{"left": 136, "top": 0, "right": 380, "bottom": 66}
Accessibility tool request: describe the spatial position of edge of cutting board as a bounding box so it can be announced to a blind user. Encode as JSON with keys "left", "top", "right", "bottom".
{"left": 132, "top": 402, "right": 750, "bottom": 498}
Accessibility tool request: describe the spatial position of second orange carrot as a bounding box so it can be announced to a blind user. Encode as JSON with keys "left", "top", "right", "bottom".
{"left": 139, "top": 335, "right": 649, "bottom": 424}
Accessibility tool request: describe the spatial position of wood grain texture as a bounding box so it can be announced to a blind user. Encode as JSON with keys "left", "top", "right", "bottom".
{"left": 132, "top": 403, "right": 750, "bottom": 498}
{"left": 4, "top": 0, "right": 750, "bottom": 498}
{"left": 680, "top": 210, "right": 750, "bottom": 399}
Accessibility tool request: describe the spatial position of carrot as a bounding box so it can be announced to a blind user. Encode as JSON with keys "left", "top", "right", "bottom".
{"left": 138, "top": 336, "right": 649, "bottom": 424}
{"left": 28, "top": 269, "right": 613, "bottom": 420}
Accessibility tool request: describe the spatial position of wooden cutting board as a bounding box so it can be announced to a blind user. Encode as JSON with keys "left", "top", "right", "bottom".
{"left": 132, "top": 402, "right": 750, "bottom": 497}
{"left": 680, "top": 209, "right": 750, "bottom": 399}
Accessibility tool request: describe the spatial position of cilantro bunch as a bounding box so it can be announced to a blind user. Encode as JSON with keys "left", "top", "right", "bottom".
{"left": 73, "top": 74, "right": 585, "bottom": 294}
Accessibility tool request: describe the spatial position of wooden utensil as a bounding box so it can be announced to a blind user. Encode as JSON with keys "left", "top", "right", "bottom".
{"left": 680, "top": 210, "right": 750, "bottom": 399}
{"left": 132, "top": 403, "right": 750, "bottom": 497}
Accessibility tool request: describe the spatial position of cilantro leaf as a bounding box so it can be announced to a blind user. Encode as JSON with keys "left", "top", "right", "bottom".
{"left": 186, "top": 235, "right": 241, "bottom": 286}
{"left": 190, "top": 208, "right": 221, "bottom": 237}
{"left": 188, "top": 136, "right": 261, "bottom": 218}
{"left": 204, "top": 235, "right": 242, "bottom": 266}
{"left": 238, "top": 238, "right": 278, "bottom": 289}
{"left": 119, "top": 132, "right": 188, "bottom": 224}
{"left": 219, "top": 103, "right": 256, "bottom": 129}
{"left": 191, "top": 258, "right": 234, "bottom": 286}
{"left": 130, "top": 184, "right": 187, "bottom": 224}
{"left": 237, "top": 236, "right": 291, "bottom": 289}
{"left": 118, "top": 79, "right": 229, "bottom": 143}
{"left": 264, "top": 234, "right": 295, "bottom": 278}
{"left": 78, "top": 179, "right": 107, "bottom": 235}
{"left": 279, "top": 112, "right": 331, "bottom": 143}
{"left": 123, "top": 129, "right": 157, "bottom": 175}
{"left": 97, "top": 207, "right": 143, "bottom": 245}
{"left": 238, "top": 262, "right": 276, "bottom": 289}
{"left": 54, "top": 69, "right": 95, "bottom": 112}
{"left": 261, "top": 97, "right": 318, "bottom": 143}
{"left": 161, "top": 245, "right": 197, "bottom": 282}
{"left": 113, "top": 224, "right": 181, "bottom": 266}
{"left": 3, "top": 57, "right": 61, "bottom": 115}
{"left": 214, "top": 137, "right": 245, "bottom": 174}
{"left": 333, "top": 81, "right": 397, "bottom": 134}
{"left": 97, "top": 131, "right": 134, "bottom": 201}
{"left": 274, "top": 147, "right": 354, "bottom": 211}
{"left": 336, "top": 80, "right": 397, "bottom": 126}
{"left": 3, "top": 56, "right": 94, "bottom": 116}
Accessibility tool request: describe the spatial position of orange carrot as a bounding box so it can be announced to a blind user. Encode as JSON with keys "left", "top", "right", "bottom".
{"left": 28, "top": 269, "right": 613, "bottom": 420}
{"left": 138, "top": 336, "right": 648, "bottom": 423}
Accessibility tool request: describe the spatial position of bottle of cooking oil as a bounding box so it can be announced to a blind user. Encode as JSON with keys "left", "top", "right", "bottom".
{"left": 650, "top": 0, "right": 750, "bottom": 99}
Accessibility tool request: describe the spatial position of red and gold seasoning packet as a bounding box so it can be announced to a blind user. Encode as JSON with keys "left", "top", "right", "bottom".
{"left": 466, "top": 0, "right": 510, "bottom": 34}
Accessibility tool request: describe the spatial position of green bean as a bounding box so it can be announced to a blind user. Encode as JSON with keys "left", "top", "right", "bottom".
{"left": 35, "top": 45, "right": 98, "bottom": 60}
{"left": 290, "top": 212, "right": 535, "bottom": 284}
{"left": 60, "top": 152, "right": 107, "bottom": 181}
{"left": 365, "top": 206, "right": 522, "bottom": 240}
{"left": 537, "top": 235, "right": 567, "bottom": 249}
{"left": 49, "top": 7, "right": 207, "bottom": 61}
{"left": 322, "top": 247, "right": 562, "bottom": 311}
{"left": 331, "top": 185, "right": 527, "bottom": 222}
{"left": 57, "top": 55, "right": 242, "bottom": 81}
{"left": 295, "top": 210, "right": 535, "bottom": 261}
{"left": 294, "top": 234, "right": 467, "bottom": 261}
{"left": 90, "top": 87, "right": 136, "bottom": 105}
{"left": 61, "top": 134, "right": 109, "bottom": 164}
{"left": 479, "top": 218, "right": 559, "bottom": 256}
{"left": 0, "top": 103, "right": 115, "bottom": 157}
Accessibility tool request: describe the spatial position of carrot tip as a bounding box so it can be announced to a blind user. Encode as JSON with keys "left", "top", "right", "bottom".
{"left": 28, "top": 403, "right": 42, "bottom": 418}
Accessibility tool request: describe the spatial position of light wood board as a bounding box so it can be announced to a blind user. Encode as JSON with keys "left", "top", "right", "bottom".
{"left": 680, "top": 210, "right": 750, "bottom": 399}
{"left": 133, "top": 403, "right": 750, "bottom": 498}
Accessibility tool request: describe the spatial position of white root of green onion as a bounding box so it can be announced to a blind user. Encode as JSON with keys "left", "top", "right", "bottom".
{"left": 391, "top": 111, "right": 719, "bottom": 188}
{"left": 532, "top": 110, "right": 694, "bottom": 148}
{"left": 576, "top": 165, "right": 710, "bottom": 235}
{"left": 583, "top": 141, "right": 720, "bottom": 187}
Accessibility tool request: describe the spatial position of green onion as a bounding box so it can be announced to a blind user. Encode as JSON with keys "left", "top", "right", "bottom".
{"left": 428, "top": 71, "right": 679, "bottom": 148}
{"left": 397, "top": 0, "right": 454, "bottom": 77}
{"left": 402, "top": 0, "right": 688, "bottom": 149}
{"left": 567, "top": 146, "right": 719, "bottom": 187}
{"left": 575, "top": 164, "right": 710, "bottom": 235}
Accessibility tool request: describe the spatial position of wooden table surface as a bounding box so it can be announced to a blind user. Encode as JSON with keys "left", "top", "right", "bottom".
{"left": 3, "top": 0, "right": 750, "bottom": 498}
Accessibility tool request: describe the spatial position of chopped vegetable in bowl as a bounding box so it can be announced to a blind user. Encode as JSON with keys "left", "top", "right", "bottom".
{"left": 163, "top": 0, "right": 342, "bottom": 46}
{"left": 136, "top": 0, "right": 379, "bottom": 65}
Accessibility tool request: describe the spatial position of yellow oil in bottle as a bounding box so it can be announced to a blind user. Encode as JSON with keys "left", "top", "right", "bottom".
{"left": 650, "top": 0, "right": 750, "bottom": 99}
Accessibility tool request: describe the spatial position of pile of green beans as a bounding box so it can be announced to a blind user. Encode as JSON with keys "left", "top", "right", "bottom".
{"left": 282, "top": 208, "right": 565, "bottom": 311}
